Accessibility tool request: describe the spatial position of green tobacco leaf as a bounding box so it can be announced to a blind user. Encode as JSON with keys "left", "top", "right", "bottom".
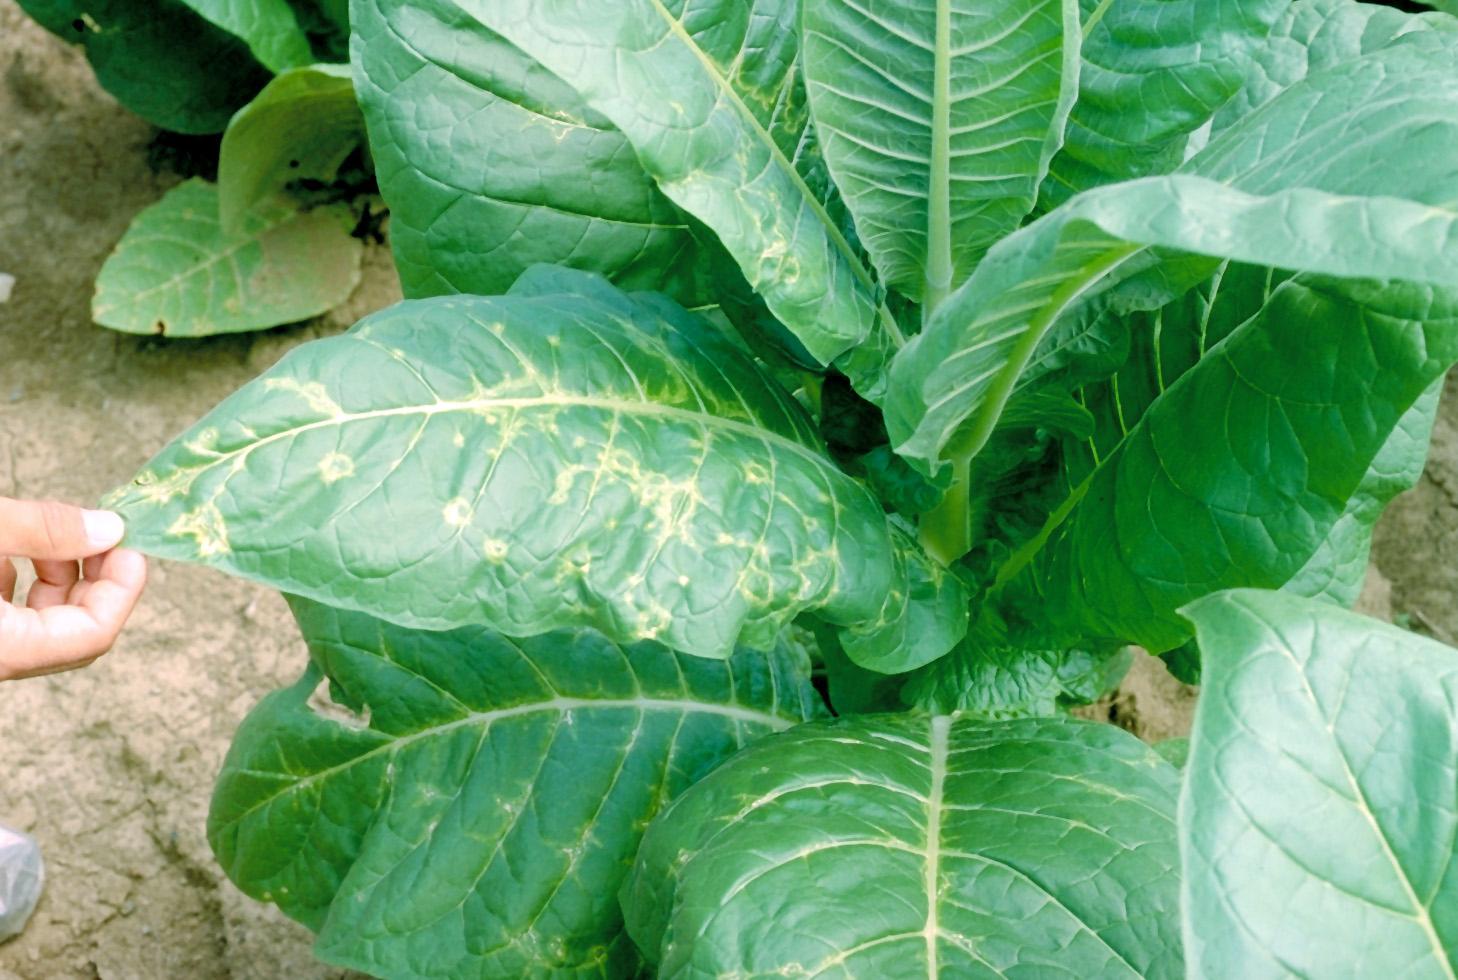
{"left": 352, "top": 0, "right": 713, "bottom": 306}
{"left": 1041, "top": 0, "right": 1283, "bottom": 206}
{"left": 1216, "top": 0, "right": 1458, "bottom": 131}
{"left": 212, "top": 597, "right": 823, "bottom": 978}
{"left": 1181, "top": 590, "right": 1458, "bottom": 978}
{"left": 92, "top": 179, "right": 362, "bottom": 337}
{"left": 1003, "top": 277, "right": 1458, "bottom": 654}
{"left": 17, "top": 0, "right": 270, "bottom": 133}
{"left": 219, "top": 64, "right": 363, "bottom": 231}
{"left": 895, "top": 37, "right": 1458, "bottom": 473}
{"left": 904, "top": 629, "right": 1127, "bottom": 718}
{"left": 625, "top": 713, "right": 1182, "bottom": 977}
{"left": 178, "top": 0, "right": 313, "bottom": 71}
{"left": 1285, "top": 380, "right": 1440, "bottom": 607}
{"left": 106, "top": 271, "right": 957, "bottom": 664}
{"left": 838, "top": 523, "right": 969, "bottom": 674}
{"left": 468, "top": 0, "right": 898, "bottom": 392}
{"left": 1073, "top": 263, "right": 1442, "bottom": 613}
{"left": 887, "top": 175, "right": 1458, "bottom": 474}
{"left": 802, "top": 0, "right": 1079, "bottom": 305}
{"left": 815, "top": 624, "right": 906, "bottom": 715}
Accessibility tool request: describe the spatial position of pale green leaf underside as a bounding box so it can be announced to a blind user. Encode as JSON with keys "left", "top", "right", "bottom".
{"left": 886, "top": 174, "right": 1458, "bottom": 472}
{"left": 802, "top": 0, "right": 1078, "bottom": 303}
{"left": 106, "top": 271, "right": 954, "bottom": 662}
{"left": 219, "top": 64, "right": 363, "bottom": 231}
{"left": 465, "top": 0, "right": 892, "bottom": 378}
{"left": 625, "top": 713, "right": 1182, "bottom": 978}
{"left": 92, "top": 179, "right": 363, "bottom": 337}
{"left": 211, "top": 598, "right": 822, "bottom": 978}
{"left": 178, "top": 0, "right": 313, "bottom": 71}
{"left": 352, "top": 0, "right": 711, "bottom": 305}
{"left": 1181, "top": 590, "right": 1458, "bottom": 979}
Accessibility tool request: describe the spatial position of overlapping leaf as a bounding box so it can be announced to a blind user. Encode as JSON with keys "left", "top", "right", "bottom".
{"left": 1041, "top": 0, "right": 1283, "bottom": 205}
{"left": 1181, "top": 590, "right": 1458, "bottom": 978}
{"left": 624, "top": 713, "right": 1182, "bottom": 977}
{"left": 92, "top": 179, "right": 362, "bottom": 337}
{"left": 212, "top": 597, "right": 823, "bottom": 978}
{"left": 1285, "top": 380, "right": 1440, "bottom": 607}
{"left": 218, "top": 63, "right": 363, "bottom": 230}
{"left": 887, "top": 176, "right": 1458, "bottom": 475}
{"left": 106, "top": 270, "right": 960, "bottom": 664}
{"left": 351, "top": 0, "right": 713, "bottom": 305}
{"left": 178, "top": 0, "right": 312, "bottom": 71}
{"left": 1001, "top": 277, "right": 1458, "bottom": 654}
{"left": 905, "top": 635, "right": 1129, "bottom": 717}
{"left": 1067, "top": 264, "right": 1442, "bottom": 611}
{"left": 802, "top": 0, "right": 1079, "bottom": 306}
{"left": 890, "top": 38, "right": 1458, "bottom": 475}
{"left": 18, "top": 0, "right": 271, "bottom": 133}
{"left": 465, "top": 0, "right": 900, "bottom": 396}
{"left": 1216, "top": 0, "right": 1458, "bottom": 131}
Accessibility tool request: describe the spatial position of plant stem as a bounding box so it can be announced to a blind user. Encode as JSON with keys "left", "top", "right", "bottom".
{"left": 923, "top": 0, "right": 954, "bottom": 322}
{"left": 919, "top": 453, "right": 972, "bottom": 565}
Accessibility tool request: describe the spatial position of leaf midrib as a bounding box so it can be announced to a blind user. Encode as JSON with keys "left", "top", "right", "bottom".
{"left": 97, "top": 204, "right": 302, "bottom": 315}
{"left": 924, "top": 0, "right": 954, "bottom": 317}
{"left": 179, "top": 389, "right": 839, "bottom": 476}
{"left": 644, "top": 0, "right": 903, "bottom": 348}
{"left": 922, "top": 714, "right": 950, "bottom": 979}
{"left": 227, "top": 693, "right": 796, "bottom": 827}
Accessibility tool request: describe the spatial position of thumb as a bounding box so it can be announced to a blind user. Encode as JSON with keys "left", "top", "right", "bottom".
{"left": 0, "top": 498, "right": 126, "bottom": 560}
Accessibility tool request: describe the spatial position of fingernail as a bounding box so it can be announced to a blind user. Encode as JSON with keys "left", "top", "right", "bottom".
{"left": 83, "top": 510, "right": 126, "bottom": 549}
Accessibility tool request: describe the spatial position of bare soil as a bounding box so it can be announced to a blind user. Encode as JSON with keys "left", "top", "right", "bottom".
{"left": 0, "top": 3, "right": 1454, "bottom": 977}
{"left": 0, "top": 7, "right": 398, "bottom": 976}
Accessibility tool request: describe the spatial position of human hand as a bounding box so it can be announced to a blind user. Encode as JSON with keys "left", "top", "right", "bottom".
{"left": 0, "top": 498, "right": 147, "bottom": 680}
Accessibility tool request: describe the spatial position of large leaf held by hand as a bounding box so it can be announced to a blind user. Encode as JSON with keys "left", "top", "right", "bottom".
{"left": 802, "top": 0, "right": 1079, "bottom": 305}
{"left": 92, "top": 179, "right": 363, "bottom": 337}
{"left": 352, "top": 0, "right": 712, "bottom": 305}
{"left": 212, "top": 598, "right": 823, "bottom": 978}
{"left": 625, "top": 713, "right": 1183, "bottom": 977}
{"left": 1181, "top": 590, "right": 1458, "bottom": 978}
{"left": 106, "top": 269, "right": 959, "bottom": 663}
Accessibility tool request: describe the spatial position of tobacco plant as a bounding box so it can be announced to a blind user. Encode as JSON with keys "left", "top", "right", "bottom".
{"left": 19, "top": 0, "right": 370, "bottom": 336}
{"left": 104, "top": 0, "right": 1458, "bottom": 975}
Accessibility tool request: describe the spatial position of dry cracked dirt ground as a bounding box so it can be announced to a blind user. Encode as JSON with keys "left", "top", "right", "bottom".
{"left": 0, "top": 3, "right": 1454, "bottom": 977}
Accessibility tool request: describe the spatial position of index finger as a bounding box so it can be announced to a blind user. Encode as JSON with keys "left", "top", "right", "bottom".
{"left": 0, "top": 498, "right": 126, "bottom": 561}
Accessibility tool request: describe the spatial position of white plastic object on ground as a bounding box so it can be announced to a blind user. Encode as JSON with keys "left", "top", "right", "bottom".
{"left": 0, "top": 273, "right": 13, "bottom": 304}
{"left": 0, "top": 824, "right": 43, "bottom": 942}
